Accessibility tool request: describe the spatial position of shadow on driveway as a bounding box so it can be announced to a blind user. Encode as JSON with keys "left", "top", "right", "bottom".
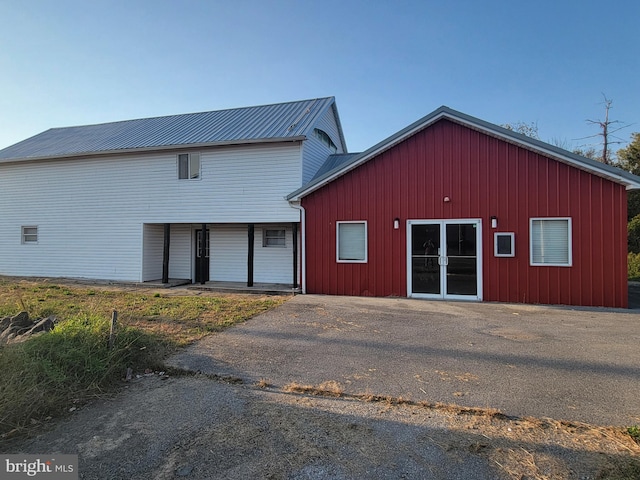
{"left": 168, "top": 295, "right": 640, "bottom": 426}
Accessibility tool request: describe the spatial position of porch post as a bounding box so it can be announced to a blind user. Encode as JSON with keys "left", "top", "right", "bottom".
{"left": 247, "top": 224, "right": 254, "bottom": 287}
{"left": 162, "top": 223, "right": 170, "bottom": 284}
{"left": 200, "top": 223, "right": 207, "bottom": 285}
{"left": 292, "top": 222, "right": 298, "bottom": 289}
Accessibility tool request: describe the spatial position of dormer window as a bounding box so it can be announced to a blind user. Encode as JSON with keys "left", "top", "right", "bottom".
{"left": 178, "top": 153, "right": 200, "bottom": 180}
{"left": 314, "top": 129, "right": 338, "bottom": 154}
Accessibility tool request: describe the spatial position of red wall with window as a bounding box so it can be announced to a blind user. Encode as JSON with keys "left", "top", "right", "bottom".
{"left": 301, "top": 119, "right": 628, "bottom": 307}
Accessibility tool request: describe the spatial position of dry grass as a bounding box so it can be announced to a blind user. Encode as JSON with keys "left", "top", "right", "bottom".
{"left": 0, "top": 277, "right": 287, "bottom": 440}
{"left": 277, "top": 380, "right": 640, "bottom": 479}
{"left": 0, "top": 277, "right": 287, "bottom": 347}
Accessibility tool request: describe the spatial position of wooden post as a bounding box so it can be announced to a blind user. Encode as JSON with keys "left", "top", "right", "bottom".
{"left": 247, "top": 224, "right": 254, "bottom": 287}
{"left": 109, "top": 310, "right": 117, "bottom": 350}
{"left": 162, "top": 223, "right": 170, "bottom": 284}
{"left": 292, "top": 222, "right": 298, "bottom": 289}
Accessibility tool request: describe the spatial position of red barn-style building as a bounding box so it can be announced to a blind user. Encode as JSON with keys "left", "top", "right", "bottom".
{"left": 288, "top": 107, "right": 640, "bottom": 308}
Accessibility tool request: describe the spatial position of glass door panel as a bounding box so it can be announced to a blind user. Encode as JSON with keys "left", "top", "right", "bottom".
{"left": 446, "top": 257, "right": 477, "bottom": 295}
{"left": 411, "top": 224, "right": 440, "bottom": 294}
{"left": 445, "top": 223, "right": 477, "bottom": 296}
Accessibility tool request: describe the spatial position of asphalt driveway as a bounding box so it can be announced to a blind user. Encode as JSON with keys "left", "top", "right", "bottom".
{"left": 168, "top": 295, "right": 640, "bottom": 426}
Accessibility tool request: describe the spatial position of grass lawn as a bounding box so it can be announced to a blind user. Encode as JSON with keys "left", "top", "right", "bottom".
{"left": 0, "top": 278, "right": 287, "bottom": 439}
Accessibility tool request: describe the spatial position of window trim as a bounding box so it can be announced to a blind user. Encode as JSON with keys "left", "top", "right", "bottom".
{"left": 263, "top": 228, "right": 286, "bottom": 248}
{"left": 336, "top": 221, "right": 368, "bottom": 263}
{"left": 178, "top": 152, "right": 201, "bottom": 180}
{"left": 21, "top": 225, "right": 38, "bottom": 244}
{"left": 529, "top": 217, "right": 572, "bottom": 267}
{"left": 494, "top": 232, "right": 515, "bottom": 257}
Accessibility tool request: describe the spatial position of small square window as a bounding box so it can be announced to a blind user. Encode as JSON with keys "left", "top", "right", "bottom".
{"left": 178, "top": 153, "right": 200, "bottom": 179}
{"left": 22, "top": 226, "right": 38, "bottom": 244}
{"left": 263, "top": 229, "right": 286, "bottom": 247}
{"left": 337, "top": 221, "right": 367, "bottom": 263}
{"left": 494, "top": 233, "right": 515, "bottom": 257}
{"left": 530, "top": 218, "right": 572, "bottom": 266}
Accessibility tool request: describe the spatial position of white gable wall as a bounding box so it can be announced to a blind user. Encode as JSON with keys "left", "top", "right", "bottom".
{"left": 0, "top": 142, "right": 302, "bottom": 281}
{"left": 302, "top": 106, "right": 346, "bottom": 184}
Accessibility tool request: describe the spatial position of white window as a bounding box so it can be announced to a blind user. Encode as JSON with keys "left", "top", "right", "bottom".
{"left": 337, "top": 221, "right": 367, "bottom": 263}
{"left": 494, "top": 233, "right": 515, "bottom": 257}
{"left": 22, "top": 226, "right": 38, "bottom": 244}
{"left": 263, "top": 229, "right": 286, "bottom": 247}
{"left": 530, "top": 218, "right": 572, "bottom": 266}
{"left": 178, "top": 153, "right": 200, "bottom": 179}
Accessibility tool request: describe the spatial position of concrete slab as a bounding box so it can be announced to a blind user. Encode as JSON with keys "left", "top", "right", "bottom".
{"left": 187, "top": 281, "right": 300, "bottom": 295}
{"left": 168, "top": 295, "right": 640, "bottom": 426}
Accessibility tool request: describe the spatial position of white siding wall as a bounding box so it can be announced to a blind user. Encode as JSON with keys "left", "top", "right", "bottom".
{"left": 254, "top": 225, "right": 293, "bottom": 284}
{"left": 211, "top": 225, "right": 247, "bottom": 282}
{"left": 208, "top": 224, "right": 294, "bottom": 284}
{"left": 0, "top": 142, "right": 302, "bottom": 281}
{"left": 142, "top": 224, "right": 192, "bottom": 282}
{"left": 169, "top": 225, "right": 192, "bottom": 280}
{"left": 142, "top": 224, "right": 163, "bottom": 281}
{"left": 302, "top": 106, "right": 346, "bottom": 184}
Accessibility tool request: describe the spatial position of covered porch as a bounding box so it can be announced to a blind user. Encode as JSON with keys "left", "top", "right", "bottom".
{"left": 142, "top": 222, "right": 300, "bottom": 289}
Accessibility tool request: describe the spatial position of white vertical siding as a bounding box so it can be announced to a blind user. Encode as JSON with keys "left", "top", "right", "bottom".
{"left": 0, "top": 142, "right": 302, "bottom": 282}
{"left": 302, "top": 106, "right": 346, "bottom": 184}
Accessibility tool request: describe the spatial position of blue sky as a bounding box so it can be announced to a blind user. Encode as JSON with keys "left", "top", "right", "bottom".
{"left": 0, "top": 0, "right": 638, "bottom": 154}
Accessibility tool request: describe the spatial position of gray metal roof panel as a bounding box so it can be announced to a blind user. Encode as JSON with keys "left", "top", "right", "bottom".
{"left": 288, "top": 105, "right": 640, "bottom": 200}
{"left": 0, "top": 97, "right": 335, "bottom": 162}
{"left": 311, "top": 153, "right": 361, "bottom": 181}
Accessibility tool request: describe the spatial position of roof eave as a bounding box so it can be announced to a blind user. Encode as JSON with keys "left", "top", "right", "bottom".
{"left": 0, "top": 136, "right": 307, "bottom": 164}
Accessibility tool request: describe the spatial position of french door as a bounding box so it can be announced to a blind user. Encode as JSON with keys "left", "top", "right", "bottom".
{"left": 407, "top": 219, "right": 482, "bottom": 300}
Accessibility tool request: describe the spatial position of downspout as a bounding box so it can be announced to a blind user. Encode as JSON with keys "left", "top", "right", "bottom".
{"left": 289, "top": 201, "right": 306, "bottom": 294}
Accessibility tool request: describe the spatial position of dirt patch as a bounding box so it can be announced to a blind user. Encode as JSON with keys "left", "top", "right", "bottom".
{"left": 8, "top": 375, "right": 640, "bottom": 479}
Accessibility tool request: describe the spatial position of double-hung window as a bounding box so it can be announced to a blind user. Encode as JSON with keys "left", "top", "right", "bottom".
{"left": 336, "top": 221, "right": 367, "bottom": 263}
{"left": 530, "top": 218, "right": 572, "bottom": 266}
{"left": 22, "top": 226, "right": 38, "bottom": 244}
{"left": 263, "top": 229, "right": 286, "bottom": 247}
{"left": 178, "top": 153, "right": 200, "bottom": 179}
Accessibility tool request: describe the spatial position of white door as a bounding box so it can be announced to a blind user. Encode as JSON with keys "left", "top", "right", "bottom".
{"left": 407, "top": 219, "right": 482, "bottom": 300}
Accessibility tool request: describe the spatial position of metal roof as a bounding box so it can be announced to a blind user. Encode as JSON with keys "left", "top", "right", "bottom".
{"left": 311, "top": 153, "right": 361, "bottom": 181}
{"left": 0, "top": 97, "right": 336, "bottom": 163}
{"left": 289, "top": 105, "right": 640, "bottom": 200}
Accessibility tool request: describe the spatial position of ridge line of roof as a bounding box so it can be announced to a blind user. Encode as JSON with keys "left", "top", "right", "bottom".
{"left": 47, "top": 97, "right": 336, "bottom": 131}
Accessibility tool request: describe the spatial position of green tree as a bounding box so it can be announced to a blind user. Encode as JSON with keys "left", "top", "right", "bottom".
{"left": 502, "top": 121, "right": 540, "bottom": 139}
{"left": 617, "top": 133, "right": 640, "bottom": 220}
{"left": 617, "top": 132, "right": 640, "bottom": 175}
{"left": 628, "top": 214, "right": 640, "bottom": 253}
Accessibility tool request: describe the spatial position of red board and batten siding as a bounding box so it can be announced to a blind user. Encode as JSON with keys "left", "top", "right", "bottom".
{"left": 302, "top": 119, "right": 628, "bottom": 308}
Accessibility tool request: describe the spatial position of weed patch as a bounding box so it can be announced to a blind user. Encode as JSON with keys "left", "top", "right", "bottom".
{"left": 0, "top": 278, "right": 286, "bottom": 439}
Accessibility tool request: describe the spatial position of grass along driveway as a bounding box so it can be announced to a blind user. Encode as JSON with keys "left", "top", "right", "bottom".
{"left": 0, "top": 277, "right": 287, "bottom": 439}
